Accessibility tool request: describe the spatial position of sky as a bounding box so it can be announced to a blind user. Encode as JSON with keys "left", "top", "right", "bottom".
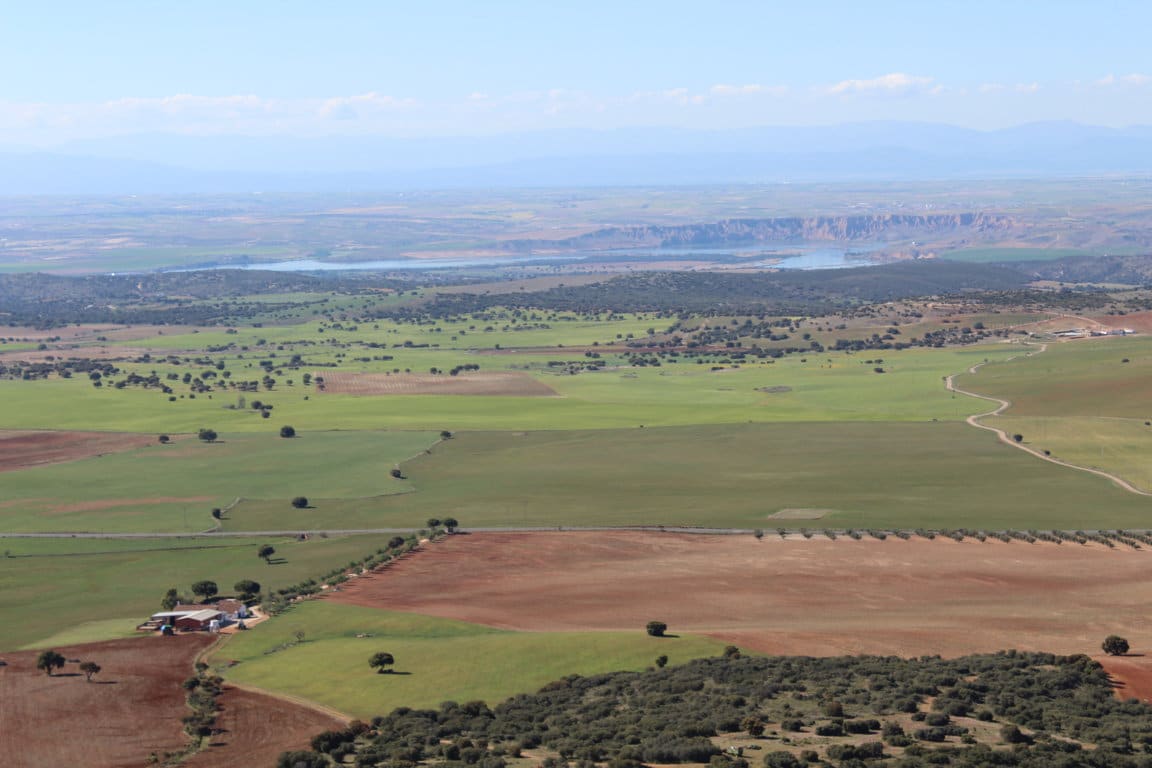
{"left": 2, "top": 0, "right": 1150, "bottom": 146}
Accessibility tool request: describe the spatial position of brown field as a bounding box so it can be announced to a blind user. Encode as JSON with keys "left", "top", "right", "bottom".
{"left": 0, "top": 430, "right": 155, "bottom": 472}
{"left": 188, "top": 686, "right": 344, "bottom": 768}
{"left": 0, "top": 635, "right": 210, "bottom": 767}
{"left": 330, "top": 532, "right": 1152, "bottom": 663}
{"left": 318, "top": 370, "right": 557, "bottom": 396}
{"left": 0, "top": 634, "right": 342, "bottom": 768}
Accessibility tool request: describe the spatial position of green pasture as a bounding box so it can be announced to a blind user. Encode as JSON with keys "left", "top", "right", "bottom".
{"left": 220, "top": 422, "right": 1152, "bottom": 533}
{"left": 957, "top": 336, "right": 1152, "bottom": 419}
{"left": 212, "top": 602, "right": 726, "bottom": 720}
{"left": 0, "top": 534, "right": 404, "bottom": 651}
{"left": 986, "top": 415, "right": 1152, "bottom": 493}
{"left": 959, "top": 336, "right": 1152, "bottom": 490}
{"left": 0, "top": 430, "right": 433, "bottom": 533}
{"left": 0, "top": 345, "right": 1019, "bottom": 433}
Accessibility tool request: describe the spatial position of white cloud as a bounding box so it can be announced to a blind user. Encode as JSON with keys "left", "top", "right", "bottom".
{"left": 828, "top": 73, "right": 935, "bottom": 95}
{"left": 709, "top": 83, "right": 764, "bottom": 96}
{"left": 318, "top": 92, "right": 416, "bottom": 120}
{"left": 1014, "top": 82, "right": 1040, "bottom": 94}
{"left": 1095, "top": 73, "right": 1150, "bottom": 88}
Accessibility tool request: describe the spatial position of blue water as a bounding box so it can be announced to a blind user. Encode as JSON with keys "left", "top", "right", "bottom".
{"left": 195, "top": 242, "right": 880, "bottom": 273}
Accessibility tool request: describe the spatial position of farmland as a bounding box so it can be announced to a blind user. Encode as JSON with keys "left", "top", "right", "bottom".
{"left": 3, "top": 251, "right": 1152, "bottom": 766}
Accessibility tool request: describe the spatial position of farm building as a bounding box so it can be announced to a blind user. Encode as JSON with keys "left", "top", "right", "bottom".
{"left": 149, "top": 608, "right": 223, "bottom": 631}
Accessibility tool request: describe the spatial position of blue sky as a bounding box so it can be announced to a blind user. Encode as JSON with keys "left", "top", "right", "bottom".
{"left": 2, "top": 0, "right": 1149, "bottom": 144}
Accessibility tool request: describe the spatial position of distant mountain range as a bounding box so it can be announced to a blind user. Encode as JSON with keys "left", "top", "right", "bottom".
{"left": 2, "top": 122, "right": 1151, "bottom": 194}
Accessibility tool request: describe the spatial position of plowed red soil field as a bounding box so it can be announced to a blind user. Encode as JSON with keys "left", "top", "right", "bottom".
{"left": 0, "top": 635, "right": 342, "bottom": 768}
{"left": 0, "top": 430, "right": 154, "bottom": 472}
{"left": 330, "top": 532, "right": 1152, "bottom": 660}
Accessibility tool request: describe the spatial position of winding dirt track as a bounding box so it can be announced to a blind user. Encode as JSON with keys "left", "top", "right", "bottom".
{"left": 946, "top": 343, "right": 1151, "bottom": 496}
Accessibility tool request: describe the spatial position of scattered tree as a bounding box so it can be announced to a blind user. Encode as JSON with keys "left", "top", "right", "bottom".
{"left": 211, "top": 507, "right": 222, "bottom": 520}
{"left": 390, "top": 468, "right": 403, "bottom": 479}
{"left": 258, "top": 544, "right": 276, "bottom": 563}
{"left": 79, "top": 661, "right": 102, "bottom": 682}
{"left": 426, "top": 518, "right": 442, "bottom": 529}
{"left": 753, "top": 528, "right": 764, "bottom": 540}
{"left": 369, "top": 651, "right": 395, "bottom": 673}
{"left": 36, "top": 649, "right": 65, "bottom": 676}
{"left": 197, "top": 428, "right": 218, "bottom": 443}
{"left": 655, "top": 655, "right": 668, "bottom": 668}
{"left": 234, "top": 579, "right": 261, "bottom": 599}
{"left": 291, "top": 496, "right": 309, "bottom": 509}
{"left": 723, "top": 645, "right": 742, "bottom": 659}
{"left": 1103, "top": 635, "right": 1130, "bottom": 656}
{"left": 277, "top": 751, "right": 328, "bottom": 768}
{"left": 1013, "top": 433, "right": 1024, "bottom": 443}
{"left": 442, "top": 517, "right": 459, "bottom": 533}
{"left": 646, "top": 621, "right": 668, "bottom": 637}
{"left": 387, "top": 536, "right": 405, "bottom": 549}
{"left": 741, "top": 716, "right": 765, "bottom": 737}
{"left": 191, "top": 580, "right": 218, "bottom": 601}
{"left": 440, "top": 430, "right": 453, "bottom": 440}
{"left": 158, "top": 434, "right": 170, "bottom": 444}
{"left": 279, "top": 425, "right": 296, "bottom": 438}
{"left": 161, "top": 588, "right": 179, "bottom": 610}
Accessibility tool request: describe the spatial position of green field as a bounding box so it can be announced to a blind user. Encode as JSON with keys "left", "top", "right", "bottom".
{"left": 0, "top": 344, "right": 1018, "bottom": 433}
{"left": 360, "top": 422, "right": 1152, "bottom": 532}
{"left": 962, "top": 336, "right": 1152, "bottom": 490}
{"left": 211, "top": 602, "right": 727, "bottom": 720}
{"left": 0, "top": 534, "right": 403, "bottom": 650}
{"left": 0, "top": 431, "right": 434, "bottom": 532}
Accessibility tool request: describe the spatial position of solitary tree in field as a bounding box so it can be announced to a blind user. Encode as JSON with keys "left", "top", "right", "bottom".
{"left": 1103, "top": 635, "right": 1131, "bottom": 656}
{"left": 1013, "top": 433, "right": 1024, "bottom": 443}
{"left": 390, "top": 468, "right": 403, "bottom": 479}
{"left": 291, "top": 496, "right": 309, "bottom": 509}
{"left": 279, "top": 425, "right": 296, "bottom": 438}
{"left": 655, "top": 655, "right": 668, "bottom": 668}
{"left": 646, "top": 621, "right": 668, "bottom": 637}
{"left": 258, "top": 544, "right": 276, "bottom": 563}
{"left": 161, "top": 588, "right": 180, "bottom": 611}
{"left": 79, "top": 661, "right": 102, "bottom": 682}
{"left": 158, "top": 434, "right": 170, "bottom": 444}
{"left": 36, "top": 649, "right": 65, "bottom": 676}
{"left": 440, "top": 430, "right": 453, "bottom": 440}
{"left": 369, "top": 652, "right": 395, "bottom": 673}
{"left": 197, "top": 428, "right": 218, "bottom": 443}
{"left": 427, "top": 518, "right": 442, "bottom": 529}
{"left": 191, "top": 580, "right": 218, "bottom": 601}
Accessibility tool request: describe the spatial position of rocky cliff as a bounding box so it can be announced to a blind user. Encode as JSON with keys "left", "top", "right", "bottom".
{"left": 513, "top": 213, "right": 1018, "bottom": 250}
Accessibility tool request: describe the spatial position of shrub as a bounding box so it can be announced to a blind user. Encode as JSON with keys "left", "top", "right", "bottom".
{"left": 291, "top": 496, "right": 309, "bottom": 509}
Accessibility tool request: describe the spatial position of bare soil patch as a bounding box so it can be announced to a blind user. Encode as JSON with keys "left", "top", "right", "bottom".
{"left": 0, "top": 430, "right": 155, "bottom": 472}
{"left": 330, "top": 532, "right": 1152, "bottom": 659}
{"left": 768, "top": 508, "right": 831, "bottom": 520}
{"left": 0, "top": 634, "right": 342, "bottom": 768}
{"left": 319, "top": 371, "right": 557, "bottom": 397}
{"left": 0, "top": 635, "right": 212, "bottom": 767}
{"left": 187, "top": 686, "right": 344, "bottom": 768}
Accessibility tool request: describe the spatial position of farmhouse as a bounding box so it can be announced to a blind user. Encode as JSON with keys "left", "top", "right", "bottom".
{"left": 142, "top": 600, "right": 249, "bottom": 632}
{"left": 150, "top": 608, "right": 223, "bottom": 632}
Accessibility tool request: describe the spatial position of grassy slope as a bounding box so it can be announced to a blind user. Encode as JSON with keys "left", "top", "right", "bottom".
{"left": 0, "top": 534, "right": 402, "bottom": 651}
{"left": 212, "top": 602, "right": 726, "bottom": 720}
